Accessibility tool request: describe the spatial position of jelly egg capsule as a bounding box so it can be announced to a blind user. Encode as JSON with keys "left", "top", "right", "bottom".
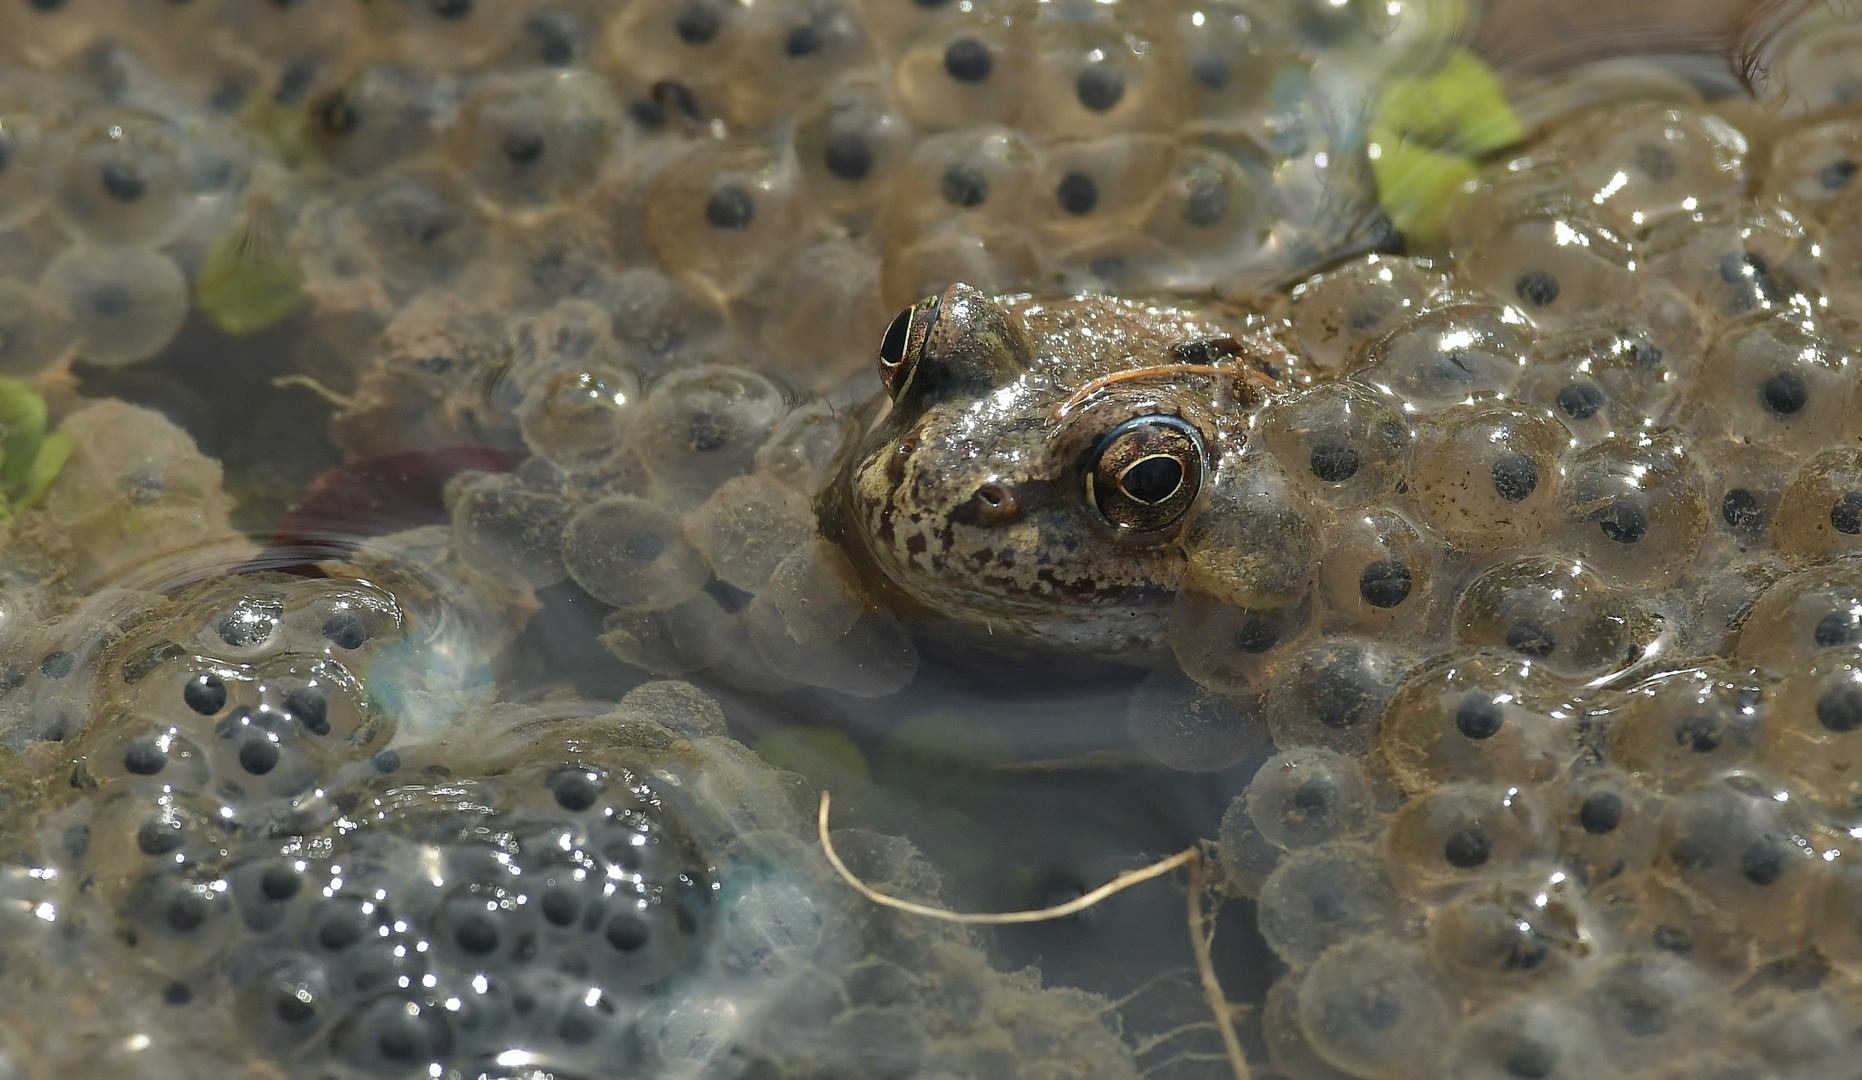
{"left": 1764, "top": 652, "right": 1862, "bottom": 812}
{"left": 353, "top": 165, "right": 487, "bottom": 293}
{"left": 719, "top": 0, "right": 870, "bottom": 130}
{"left": 1294, "top": 939, "right": 1455, "bottom": 1080}
{"left": 1315, "top": 505, "right": 1439, "bottom": 634}
{"left": 562, "top": 495, "right": 711, "bottom": 611}
{"left": 1165, "top": 586, "right": 1310, "bottom": 697}
{"left": 879, "top": 222, "right": 1041, "bottom": 312}
{"left": 791, "top": 77, "right": 913, "bottom": 225}
{"left": 630, "top": 364, "right": 786, "bottom": 505}
{"left": 515, "top": 357, "right": 642, "bottom": 470}
{"left": 1641, "top": 202, "right": 1823, "bottom": 329}
{"left": 1124, "top": 665, "right": 1265, "bottom": 773}
{"left": 1265, "top": 636, "right": 1419, "bottom": 758}
{"left": 1735, "top": 560, "right": 1862, "bottom": 675}
{"left": 1553, "top": 769, "right": 1662, "bottom": 888}
{"left": 452, "top": 70, "right": 621, "bottom": 215}
{"left": 1015, "top": 16, "right": 1183, "bottom": 142}
{"left": 753, "top": 398, "right": 858, "bottom": 498}
{"left": 1167, "top": 0, "right": 1287, "bottom": 119}
{"left": 1461, "top": 207, "right": 1637, "bottom": 332}
{"left": 1750, "top": 9, "right": 1862, "bottom": 115}
{"left": 601, "top": 592, "right": 734, "bottom": 677}
{"left": 40, "top": 244, "right": 187, "bottom": 368}
{"left": 0, "top": 105, "right": 67, "bottom": 233}
{"left": 1445, "top": 999, "right": 1608, "bottom": 1080}
{"left": 604, "top": 0, "right": 744, "bottom": 113}
{"left": 52, "top": 110, "right": 194, "bottom": 246}
{"left": 683, "top": 474, "right": 815, "bottom": 592}
{"left": 0, "top": 277, "right": 77, "bottom": 377}
{"left": 1352, "top": 301, "right": 1530, "bottom": 414}
{"left": 1655, "top": 775, "right": 1816, "bottom": 934}
{"left": 1403, "top": 403, "right": 1565, "bottom": 554}
{"left": 1772, "top": 447, "right": 1862, "bottom": 567}
{"left": 1428, "top": 870, "right": 1604, "bottom": 991}
{"left": 1141, "top": 136, "right": 1277, "bottom": 279}
{"left": 363, "top": 0, "right": 525, "bottom": 71}
{"left": 1554, "top": 430, "right": 1709, "bottom": 590}
{"left": 597, "top": 267, "right": 728, "bottom": 378}
{"left": 1807, "top": 858, "right": 1862, "bottom": 975}
{"left": 1262, "top": 975, "right": 1357, "bottom": 1080}
{"left": 1288, "top": 254, "right": 1449, "bottom": 379}
{"left": 1179, "top": 452, "right": 1318, "bottom": 613}
{"left": 1543, "top": 102, "right": 1748, "bottom": 237}
{"left": 1385, "top": 780, "right": 1556, "bottom": 891}
{"left": 1761, "top": 118, "right": 1862, "bottom": 211}
{"left": 1378, "top": 650, "right": 1579, "bottom": 794}
{"left": 1258, "top": 379, "right": 1412, "bottom": 507}
{"left": 743, "top": 239, "right": 887, "bottom": 392}
{"left": 309, "top": 67, "right": 447, "bottom": 178}
{"left": 645, "top": 139, "right": 805, "bottom": 296}
{"left": 1031, "top": 134, "right": 1174, "bottom": 246}
{"left": 1608, "top": 663, "right": 1766, "bottom": 792}
{"left": 878, "top": 125, "right": 1039, "bottom": 248}
{"left": 450, "top": 470, "right": 574, "bottom": 588}
{"left": 1246, "top": 748, "right": 1374, "bottom": 851}
{"left": 1216, "top": 795, "right": 1283, "bottom": 900}
{"left": 1453, "top": 555, "right": 1658, "bottom": 683}
{"left": 890, "top": 10, "right": 1025, "bottom": 130}
{"left": 1257, "top": 842, "right": 1402, "bottom": 965}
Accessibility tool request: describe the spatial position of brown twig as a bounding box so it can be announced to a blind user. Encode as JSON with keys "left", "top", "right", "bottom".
{"left": 815, "top": 790, "right": 1196, "bottom": 925}
{"left": 1188, "top": 847, "right": 1251, "bottom": 1080}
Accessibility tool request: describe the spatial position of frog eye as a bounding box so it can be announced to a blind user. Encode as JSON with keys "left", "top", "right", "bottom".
{"left": 1085, "top": 415, "right": 1205, "bottom": 533}
{"left": 875, "top": 294, "right": 940, "bottom": 399}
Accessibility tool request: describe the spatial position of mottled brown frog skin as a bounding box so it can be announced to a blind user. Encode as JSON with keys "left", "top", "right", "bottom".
{"left": 842, "top": 283, "right": 1290, "bottom": 654}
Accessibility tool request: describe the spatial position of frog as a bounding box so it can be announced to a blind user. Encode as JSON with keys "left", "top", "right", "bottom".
{"left": 839, "top": 282, "right": 1292, "bottom": 655}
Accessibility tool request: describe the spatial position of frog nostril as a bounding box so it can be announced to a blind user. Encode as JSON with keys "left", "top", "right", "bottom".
{"left": 971, "top": 482, "right": 1019, "bottom": 524}
{"left": 885, "top": 436, "right": 917, "bottom": 485}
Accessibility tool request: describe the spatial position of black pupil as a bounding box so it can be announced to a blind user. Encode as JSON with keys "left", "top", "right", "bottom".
{"left": 879, "top": 306, "right": 911, "bottom": 367}
{"left": 1120, "top": 456, "right": 1182, "bottom": 504}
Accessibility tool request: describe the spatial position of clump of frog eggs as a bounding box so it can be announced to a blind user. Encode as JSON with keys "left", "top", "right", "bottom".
{"left": 0, "top": 569, "right": 1145, "bottom": 1079}
{"left": 1157, "top": 12, "right": 1862, "bottom": 1080}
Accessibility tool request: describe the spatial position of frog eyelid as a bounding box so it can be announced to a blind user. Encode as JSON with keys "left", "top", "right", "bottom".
{"left": 878, "top": 293, "right": 942, "bottom": 399}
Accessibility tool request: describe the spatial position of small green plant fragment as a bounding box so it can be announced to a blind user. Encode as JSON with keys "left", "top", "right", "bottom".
{"left": 0, "top": 378, "right": 72, "bottom": 517}
{"left": 196, "top": 216, "right": 305, "bottom": 335}
{"left": 1369, "top": 47, "right": 1524, "bottom": 241}
{"left": 13, "top": 430, "right": 72, "bottom": 513}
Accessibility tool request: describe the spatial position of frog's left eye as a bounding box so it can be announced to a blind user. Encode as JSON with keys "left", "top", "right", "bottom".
{"left": 876, "top": 294, "right": 940, "bottom": 399}
{"left": 1085, "top": 415, "right": 1205, "bottom": 533}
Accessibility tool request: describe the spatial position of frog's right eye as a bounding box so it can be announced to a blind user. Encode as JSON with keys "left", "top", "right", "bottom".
{"left": 876, "top": 294, "right": 940, "bottom": 399}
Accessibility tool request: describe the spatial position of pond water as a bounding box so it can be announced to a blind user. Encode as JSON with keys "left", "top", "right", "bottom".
{"left": 0, "top": 0, "right": 1859, "bottom": 1077}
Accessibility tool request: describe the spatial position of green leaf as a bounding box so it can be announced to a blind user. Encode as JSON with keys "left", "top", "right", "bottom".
{"left": 0, "top": 375, "right": 47, "bottom": 495}
{"left": 1375, "top": 48, "right": 1523, "bottom": 158}
{"left": 1369, "top": 48, "right": 1522, "bottom": 243}
{"left": 1368, "top": 126, "right": 1481, "bottom": 242}
{"left": 14, "top": 429, "right": 72, "bottom": 512}
{"left": 195, "top": 216, "right": 305, "bottom": 336}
